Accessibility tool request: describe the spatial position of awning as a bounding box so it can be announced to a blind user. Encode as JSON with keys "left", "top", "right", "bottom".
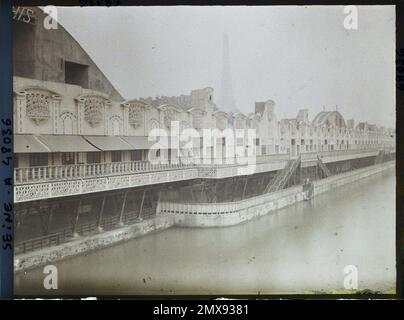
{"left": 121, "top": 136, "right": 155, "bottom": 150}
{"left": 37, "top": 135, "right": 100, "bottom": 152}
{"left": 84, "top": 136, "right": 133, "bottom": 151}
{"left": 14, "top": 135, "right": 50, "bottom": 153}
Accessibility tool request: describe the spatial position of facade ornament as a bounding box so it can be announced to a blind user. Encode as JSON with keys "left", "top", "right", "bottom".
{"left": 75, "top": 94, "right": 110, "bottom": 129}
{"left": 148, "top": 118, "right": 159, "bottom": 131}
{"left": 163, "top": 109, "right": 177, "bottom": 129}
{"left": 25, "top": 89, "right": 52, "bottom": 125}
{"left": 180, "top": 120, "right": 190, "bottom": 131}
{"left": 190, "top": 108, "right": 206, "bottom": 129}
{"left": 128, "top": 102, "right": 145, "bottom": 129}
{"left": 83, "top": 96, "right": 105, "bottom": 127}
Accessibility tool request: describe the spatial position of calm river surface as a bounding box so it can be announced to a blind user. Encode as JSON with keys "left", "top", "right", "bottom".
{"left": 15, "top": 168, "right": 396, "bottom": 295}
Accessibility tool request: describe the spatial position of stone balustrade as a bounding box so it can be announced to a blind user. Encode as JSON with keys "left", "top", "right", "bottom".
{"left": 13, "top": 147, "right": 395, "bottom": 203}
{"left": 14, "top": 160, "right": 193, "bottom": 185}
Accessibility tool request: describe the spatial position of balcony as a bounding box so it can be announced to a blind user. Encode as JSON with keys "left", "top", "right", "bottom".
{"left": 13, "top": 147, "right": 395, "bottom": 203}
{"left": 14, "top": 160, "right": 193, "bottom": 185}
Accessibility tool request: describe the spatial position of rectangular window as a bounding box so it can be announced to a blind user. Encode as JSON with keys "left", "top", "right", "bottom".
{"left": 14, "top": 154, "right": 19, "bottom": 168}
{"left": 236, "top": 138, "right": 244, "bottom": 146}
{"left": 291, "top": 139, "right": 295, "bottom": 145}
{"left": 29, "top": 153, "right": 48, "bottom": 167}
{"left": 111, "top": 151, "right": 122, "bottom": 163}
{"left": 65, "top": 61, "right": 89, "bottom": 88}
{"left": 62, "top": 152, "right": 75, "bottom": 165}
{"left": 87, "top": 152, "right": 101, "bottom": 164}
{"left": 130, "top": 150, "right": 143, "bottom": 161}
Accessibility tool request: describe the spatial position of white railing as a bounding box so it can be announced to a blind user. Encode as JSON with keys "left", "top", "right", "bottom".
{"left": 15, "top": 147, "right": 393, "bottom": 185}
{"left": 158, "top": 185, "right": 303, "bottom": 215}
{"left": 300, "top": 147, "right": 395, "bottom": 162}
{"left": 14, "top": 168, "right": 201, "bottom": 203}
{"left": 158, "top": 159, "right": 396, "bottom": 217}
{"left": 14, "top": 160, "right": 194, "bottom": 184}
{"left": 13, "top": 147, "right": 395, "bottom": 203}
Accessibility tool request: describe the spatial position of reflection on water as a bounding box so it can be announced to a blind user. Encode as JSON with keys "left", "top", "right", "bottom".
{"left": 15, "top": 169, "right": 396, "bottom": 295}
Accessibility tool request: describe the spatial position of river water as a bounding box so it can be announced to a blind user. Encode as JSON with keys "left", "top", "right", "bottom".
{"left": 14, "top": 168, "right": 396, "bottom": 296}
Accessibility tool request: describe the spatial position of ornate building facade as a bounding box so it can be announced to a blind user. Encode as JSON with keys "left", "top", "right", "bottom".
{"left": 12, "top": 7, "right": 395, "bottom": 260}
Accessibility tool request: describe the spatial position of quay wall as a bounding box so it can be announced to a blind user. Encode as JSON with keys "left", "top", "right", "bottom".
{"left": 165, "top": 161, "right": 395, "bottom": 227}
{"left": 14, "top": 161, "right": 395, "bottom": 272}
{"left": 313, "top": 161, "right": 395, "bottom": 195}
{"left": 14, "top": 216, "right": 175, "bottom": 272}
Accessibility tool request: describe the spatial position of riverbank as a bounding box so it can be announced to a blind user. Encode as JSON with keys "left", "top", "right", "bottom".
{"left": 14, "top": 160, "right": 395, "bottom": 272}
{"left": 14, "top": 216, "right": 175, "bottom": 272}
{"left": 161, "top": 161, "right": 395, "bottom": 227}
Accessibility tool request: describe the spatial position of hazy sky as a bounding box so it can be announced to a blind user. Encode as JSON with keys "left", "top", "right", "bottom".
{"left": 56, "top": 6, "right": 395, "bottom": 127}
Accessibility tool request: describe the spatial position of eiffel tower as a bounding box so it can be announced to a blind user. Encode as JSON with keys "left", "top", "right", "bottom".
{"left": 220, "top": 33, "right": 237, "bottom": 112}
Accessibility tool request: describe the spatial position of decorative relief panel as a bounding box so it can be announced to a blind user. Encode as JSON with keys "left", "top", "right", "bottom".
{"left": 215, "top": 112, "right": 228, "bottom": 131}
{"left": 25, "top": 89, "right": 52, "bottom": 125}
{"left": 191, "top": 109, "right": 205, "bottom": 129}
{"left": 51, "top": 181, "right": 82, "bottom": 197}
{"left": 164, "top": 109, "right": 177, "bottom": 129}
{"left": 148, "top": 118, "right": 159, "bottom": 131}
{"left": 60, "top": 111, "right": 76, "bottom": 119}
{"left": 235, "top": 116, "right": 246, "bottom": 129}
{"left": 83, "top": 96, "right": 105, "bottom": 127}
{"left": 60, "top": 111, "right": 77, "bottom": 135}
{"left": 128, "top": 103, "right": 145, "bottom": 129}
{"left": 180, "top": 120, "right": 190, "bottom": 132}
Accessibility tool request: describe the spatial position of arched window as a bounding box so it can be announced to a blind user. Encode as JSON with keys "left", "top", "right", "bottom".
{"left": 62, "top": 116, "right": 73, "bottom": 134}
{"left": 112, "top": 119, "right": 121, "bottom": 135}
